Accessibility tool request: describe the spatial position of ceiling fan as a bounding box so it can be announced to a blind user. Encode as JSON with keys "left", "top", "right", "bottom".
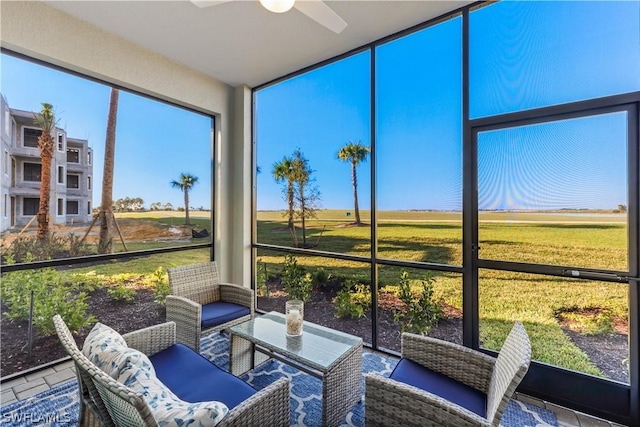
{"left": 190, "top": 0, "right": 348, "bottom": 34}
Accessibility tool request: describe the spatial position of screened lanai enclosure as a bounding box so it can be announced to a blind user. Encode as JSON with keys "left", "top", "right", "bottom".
{"left": 253, "top": 2, "right": 640, "bottom": 425}
{"left": 1, "top": 1, "right": 639, "bottom": 425}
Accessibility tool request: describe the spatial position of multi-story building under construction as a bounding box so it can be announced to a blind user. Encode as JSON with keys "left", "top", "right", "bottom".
{"left": 0, "top": 94, "right": 93, "bottom": 233}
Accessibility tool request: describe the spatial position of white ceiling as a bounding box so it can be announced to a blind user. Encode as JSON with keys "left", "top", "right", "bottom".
{"left": 46, "top": 0, "right": 472, "bottom": 88}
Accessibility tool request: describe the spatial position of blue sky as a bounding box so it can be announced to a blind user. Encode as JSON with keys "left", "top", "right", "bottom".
{"left": 2, "top": 1, "right": 639, "bottom": 212}
{"left": 257, "top": 1, "right": 639, "bottom": 211}
{"left": 1, "top": 55, "right": 212, "bottom": 210}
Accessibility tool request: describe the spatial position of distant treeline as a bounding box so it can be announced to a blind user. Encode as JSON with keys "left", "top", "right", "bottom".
{"left": 94, "top": 197, "right": 210, "bottom": 213}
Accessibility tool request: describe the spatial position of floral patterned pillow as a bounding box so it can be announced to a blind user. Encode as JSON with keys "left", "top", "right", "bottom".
{"left": 118, "top": 363, "right": 229, "bottom": 426}
{"left": 82, "top": 322, "right": 155, "bottom": 378}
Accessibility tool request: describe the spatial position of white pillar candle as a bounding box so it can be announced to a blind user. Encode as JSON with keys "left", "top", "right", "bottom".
{"left": 286, "top": 305, "right": 303, "bottom": 336}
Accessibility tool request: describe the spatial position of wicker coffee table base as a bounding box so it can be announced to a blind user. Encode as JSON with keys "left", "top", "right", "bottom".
{"left": 229, "top": 334, "right": 362, "bottom": 427}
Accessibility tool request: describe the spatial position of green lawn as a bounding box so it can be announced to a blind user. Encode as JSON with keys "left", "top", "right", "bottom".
{"left": 117, "top": 211, "right": 212, "bottom": 230}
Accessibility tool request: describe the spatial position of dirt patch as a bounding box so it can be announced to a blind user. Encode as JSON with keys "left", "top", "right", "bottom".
{"left": 556, "top": 306, "right": 628, "bottom": 335}
{"left": 555, "top": 306, "right": 629, "bottom": 383}
{"left": 561, "top": 329, "right": 629, "bottom": 383}
{"left": 1, "top": 219, "right": 191, "bottom": 252}
{"left": 105, "top": 219, "right": 189, "bottom": 242}
{"left": 335, "top": 222, "right": 369, "bottom": 228}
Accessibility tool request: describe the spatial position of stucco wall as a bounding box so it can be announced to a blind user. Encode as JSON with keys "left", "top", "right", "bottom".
{"left": 1, "top": 1, "right": 250, "bottom": 284}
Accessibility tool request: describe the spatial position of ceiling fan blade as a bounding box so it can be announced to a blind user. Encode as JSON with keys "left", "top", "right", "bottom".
{"left": 294, "top": 0, "right": 347, "bottom": 34}
{"left": 190, "top": 0, "right": 234, "bottom": 8}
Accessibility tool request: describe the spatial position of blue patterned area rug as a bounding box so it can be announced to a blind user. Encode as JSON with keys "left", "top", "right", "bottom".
{"left": 1, "top": 332, "right": 557, "bottom": 427}
{"left": 204, "top": 333, "right": 557, "bottom": 427}
{"left": 0, "top": 381, "right": 78, "bottom": 426}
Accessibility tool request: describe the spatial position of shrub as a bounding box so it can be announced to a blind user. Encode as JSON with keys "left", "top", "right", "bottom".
{"left": 256, "top": 259, "right": 270, "bottom": 297}
{"left": 281, "top": 254, "right": 312, "bottom": 302}
{"left": 68, "top": 271, "right": 103, "bottom": 292}
{"left": 1, "top": 258, "right": 96, "bottom": 335}
{"left": 150, "top": 267, "right": 170, "bottom": 305}
{"left": 5, "top": 233, "right": 93, "bottom": 263}
{"left": 334, "top": 280, "right": 371, "bottom": 319}
{"left": 107, "top": 280, "right": 136, "bottom": 302}
{"left": 313, "top": 268, "right": 331, "bottom": 290}
{"left": 392, "top": 270, "right": 441, "bottom": 335}
{"left": 66, "top": 233, "right": 93, "bottom": 257}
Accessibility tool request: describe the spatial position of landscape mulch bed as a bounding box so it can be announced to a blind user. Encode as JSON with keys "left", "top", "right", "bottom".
{"left": 0, "top": 288, "right": 165, "bottom": 378}
{"left": 0, "top": 284, "right": 629, "bottom": 384}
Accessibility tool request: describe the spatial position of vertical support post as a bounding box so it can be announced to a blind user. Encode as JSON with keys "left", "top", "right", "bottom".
{"left": 369, "top": 45, "right": 378, "bottom": 350}
{"left": 28, "top": 290, "right": 34, "bottom": 359}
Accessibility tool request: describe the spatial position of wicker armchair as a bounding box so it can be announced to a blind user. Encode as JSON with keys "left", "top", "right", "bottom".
{"left": 365, "top": 321, "right": 531, "bottom": 427}
{"left": 166, "top": 261, "right": 254, "bottom": 352}
{"left": 53, "top": 315, "right": 290, "bottom": 427}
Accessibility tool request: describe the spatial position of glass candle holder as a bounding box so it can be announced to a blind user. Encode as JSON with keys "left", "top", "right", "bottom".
{"left": 285, "top": 300, "right": 304, "bottom": 336}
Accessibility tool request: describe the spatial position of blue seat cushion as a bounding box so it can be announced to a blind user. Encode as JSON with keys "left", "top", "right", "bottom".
{"left": 389, "top": 358, "right": 487, "bottom": 417}
{"left": 150, "top": 343, "right": 256, "bottom": 409}
{"left": 201, "top": 302, "right": 250, "bottom": 329}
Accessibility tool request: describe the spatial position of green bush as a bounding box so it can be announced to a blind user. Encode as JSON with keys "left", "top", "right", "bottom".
{"left": 6, "top": 233, "right": 93, "bottom": 263}
{"left": 281, "top": 254, "right": 312, "bottom": 302}
{"left": 256, "top": 259, "right": 270, "bottom": 297}
{"left": 67, "top": 271, "right": 103, "bottom": 292}
{"left": 393, "top": 270, "right": 441, "bottom": 335}
{"left": 107, "top": 280, "right": 136, "bottom": 302}
{"left": 66, "top": 233, "right": 93, "bottom": 257}
{"left": 150, "top": 267, "right": 170, "bottom": 305}
{"left": 1, "top": 260, "right": 96, "bottom": 335}
{"left": 334, "top": 280, "right": 371, "bottom": 319}
{"left": 313, "top": 268, "right": 331, "bottom": 290}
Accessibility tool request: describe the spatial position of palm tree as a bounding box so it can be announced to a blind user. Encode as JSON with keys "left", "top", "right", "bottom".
{"left": 34, "top": 103, "right": 56, "bottom": 240}
{"left": 291, "top": 148, "right": 316, "bottom": 247}
{"left": 171, "top": 173, "right": 199, "bottom": 225}
{"left": 272, "top": 156, "right": 296, "bottom": 231}
{"left": 98, "top": 88, "right": 119, "bottom": 253}
{"left": 338, "top": 140, "right": 370, "bottom": 225}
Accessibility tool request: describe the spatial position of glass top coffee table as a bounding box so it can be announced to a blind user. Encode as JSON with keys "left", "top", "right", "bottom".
{"left": 228, "top": 311, "right": 363, "bottom": 427}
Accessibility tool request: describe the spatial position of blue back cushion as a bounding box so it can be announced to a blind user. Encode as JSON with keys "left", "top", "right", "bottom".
{"left": 150, "top": 343, "right": 256, "bottom": 409}
{"left": 201, "top": 302, "right": 250, "bottom": 329}
{"left": 390, "top": 358, "right": 487, "bottom": 417}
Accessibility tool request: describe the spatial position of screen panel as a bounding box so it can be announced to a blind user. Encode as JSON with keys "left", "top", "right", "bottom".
{"left": 479, "top": 269, "right": 629, "bottom": 384}
{"left": 477, "top": 112, "right": 628, "bottom": 271}
{"left": 376, "top": 16, "right": 463, "bottom": 266}
{"left": 470, "top": 1, "right": 640, "bottom": 118}
{"left": 255, "top": 52, "right": 372, "bottom": 255}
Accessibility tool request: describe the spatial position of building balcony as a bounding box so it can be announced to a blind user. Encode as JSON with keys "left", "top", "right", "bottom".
{"left": 9, "top": 146, "right": 40, "bottom": 159}
{"left": 9, "top": 185, "right": 40, "bottom": 197}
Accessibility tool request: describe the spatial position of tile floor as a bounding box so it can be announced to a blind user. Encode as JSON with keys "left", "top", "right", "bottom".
{"left": 0, "top": 360, "right": 629, "bottom": 427}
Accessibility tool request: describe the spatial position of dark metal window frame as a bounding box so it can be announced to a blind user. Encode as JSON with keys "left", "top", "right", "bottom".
{"left": 469, "top": 94, "right": 639, "bottom": 425}
{"left": 251, "top": 3, "right": 639, "bottom": 425}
